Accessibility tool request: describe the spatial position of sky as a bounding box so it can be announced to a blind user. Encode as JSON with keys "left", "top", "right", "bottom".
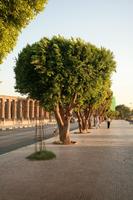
{"left": 0, "top": 0, "right": 133, "bottom": 108}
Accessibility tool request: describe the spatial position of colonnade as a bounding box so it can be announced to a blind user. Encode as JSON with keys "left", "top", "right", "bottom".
{"left": 0, "top": 96, "right": 50, "bottom": 128}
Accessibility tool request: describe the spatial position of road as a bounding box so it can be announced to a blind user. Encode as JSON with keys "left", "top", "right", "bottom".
{"left": 0, "top": 122, "right": 78, "bottom": 155}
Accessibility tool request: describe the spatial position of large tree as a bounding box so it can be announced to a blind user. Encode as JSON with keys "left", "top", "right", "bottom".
{"left": 0, "top": 0, "right": 47, "bottom": 63}
{"left": 14, "top": 36, "right": 98, "bottom": 144}
{"left": 14, "top": 36, "right": 116, "bottom": 144}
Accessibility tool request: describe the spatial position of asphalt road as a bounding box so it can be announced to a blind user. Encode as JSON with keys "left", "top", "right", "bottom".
{"left": 0, "top": 122, "right": 78, "bottom": 155}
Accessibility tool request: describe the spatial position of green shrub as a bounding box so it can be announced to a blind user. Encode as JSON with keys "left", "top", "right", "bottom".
{"left": 26, "top": 150, "right": 56, "bottom": 160}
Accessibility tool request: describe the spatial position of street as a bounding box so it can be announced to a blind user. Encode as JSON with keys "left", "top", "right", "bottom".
{"left": 0, "top": 122, "right": 78, "bottom": 155}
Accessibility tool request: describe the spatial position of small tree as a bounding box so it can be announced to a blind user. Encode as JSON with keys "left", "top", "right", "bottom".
{"left": 0, "top": 0, "right": 47, "bottom": 63}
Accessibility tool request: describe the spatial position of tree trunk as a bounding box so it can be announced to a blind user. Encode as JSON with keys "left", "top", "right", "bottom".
{"left": 76, "top": 111, "right": 82, "bottom": 133}
{"left": 88, "top": 116, "right": 92, "bottom": 129}
{"left": 82, "top": 117, "right": 89, "bottom": 133}
{"left": 87, "top": 106, "right": 93, "bottom": 129}
{"left": 53, "top": 93, "right": 77, "bottom": 144}
{"left": 54, "top": 104, "right": 72, "bottom": 144}
{"left": 58, "top": 119, "right": 71, "bottom": 144}
{"left": 76, "top": 110, "right": 88, "bottom": 133}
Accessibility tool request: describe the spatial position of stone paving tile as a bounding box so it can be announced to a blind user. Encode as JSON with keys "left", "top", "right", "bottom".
{"left": 0, "top": 120, "right": 133, "bottom": 200}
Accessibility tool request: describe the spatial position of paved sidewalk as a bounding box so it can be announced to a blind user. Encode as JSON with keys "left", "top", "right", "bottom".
{"left": 0, "top": 120, "right": 133, "bottom": 200}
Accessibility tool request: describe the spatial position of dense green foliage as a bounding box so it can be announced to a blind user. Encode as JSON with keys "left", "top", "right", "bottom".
{"left": 15, "top": 36, "right": 96, "bottom": 109}
{"left": 116, "top": 104, "right": 132, "bottom": 119}
{"left": 14, "top": 35, "right": 116, "bottom": 142}
{"left": 74, "top": 46, "right": 116, "bottom": 131}
{"left": 15, "top": 36, "right": 116, "bottom": 110}
{"left": 0, "top": 0, "right": 47, "bottom": 63}
{"left": 106, "top": 110, "right": 119, "bottom": 119}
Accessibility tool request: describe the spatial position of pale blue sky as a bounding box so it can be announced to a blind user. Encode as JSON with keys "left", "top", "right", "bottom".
{"left": 0, "top": 0, "right": 133, "bottom": 107}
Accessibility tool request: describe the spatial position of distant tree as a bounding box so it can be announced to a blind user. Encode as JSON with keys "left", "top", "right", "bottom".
{"left": 76, "top": 87, "right": 114, "bottom": 132}
{"left": 75, "top": 46, "right": 116, "bottom": 132}
{"left": 115, "top": 104, "right": 131, "bottom": 119}
{"left": 96, "top": 89, "right": 113, "bottom": 119}
{"left": 106, "top": 110, "right": 119, "bottom": 119}
{"left": 0, "top": 0, "right": 48, "bottom": 63}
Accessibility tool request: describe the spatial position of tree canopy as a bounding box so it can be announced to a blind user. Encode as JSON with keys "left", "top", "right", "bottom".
{"left": 116, "top": 104, "right": 131, "bottom": 119}
{"left": 0, "top": 0, "right": 48, "bottom": 63}
{"left": 74, "top": 46, "right": 116, "bottom": 132}
{"left": 14, "top": 35, "right": 116, "bottom": 144}
{"left": 15, "top": 36, "right": 96, "bottom": 108}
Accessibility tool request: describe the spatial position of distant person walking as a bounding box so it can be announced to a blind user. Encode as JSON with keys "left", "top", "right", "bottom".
{"left": 107, "top": 117, "right": 111, "bottom": 129}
